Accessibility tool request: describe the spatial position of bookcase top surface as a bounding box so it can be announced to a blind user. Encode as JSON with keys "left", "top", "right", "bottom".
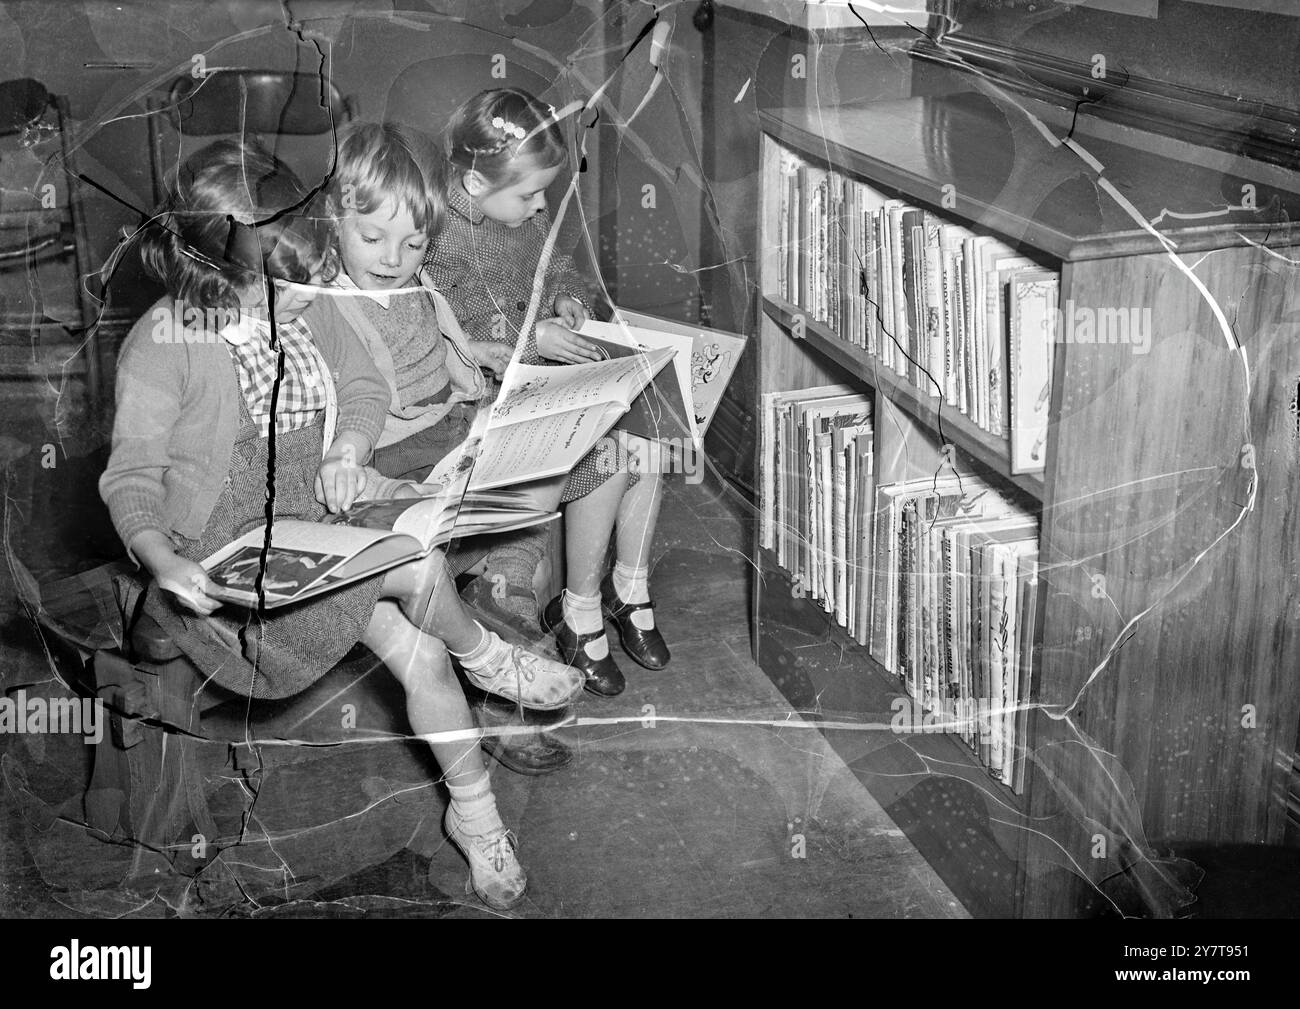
{"left": 760, "top": 94, "right": 1300, "bottom": 262}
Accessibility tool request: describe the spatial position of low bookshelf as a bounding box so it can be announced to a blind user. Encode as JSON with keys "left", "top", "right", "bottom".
{"left": 750, "top": 90, "right": 1300, "bottom": 918}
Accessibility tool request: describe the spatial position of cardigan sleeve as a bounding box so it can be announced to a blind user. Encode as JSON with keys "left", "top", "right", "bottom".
{"left": 98, "top": 322, "right": 186, "bottom": 559}
{"left": 306, "top": 296, "right": 389, "bottom": 456}
{"left": 357, "top": 466, "right": 417, "bottom": 502}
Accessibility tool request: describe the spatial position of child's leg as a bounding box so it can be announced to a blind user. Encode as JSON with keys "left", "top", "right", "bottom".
{"left": 614, "top": 436, "right": 665, "bottom": 578}
{"left": 362, "top": 600, "right": 526, "bottom": 909}
{"left": 603, "top": 435, "right": 670, "bottom": 668}
{"left": 563, "top": 471, "right": 628, "bottom": 596}
{"left": 467, "top": 474, "right": 570, "bottom": 629}
{"left": 361, "top": 599, "right": 482, "bottom": 785}
{"left": 384, "top": 550, "right": 584, "bottom": 711}
{"left": 536, "top": 472, "right": 629, "bottom": 695}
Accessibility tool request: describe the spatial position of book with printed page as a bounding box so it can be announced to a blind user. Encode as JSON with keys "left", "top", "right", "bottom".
{"left": 426, "top": 346, "right": 677, "bottom": 493}
{"left": 201, "top": 485, "right": 558, "bottom": 609}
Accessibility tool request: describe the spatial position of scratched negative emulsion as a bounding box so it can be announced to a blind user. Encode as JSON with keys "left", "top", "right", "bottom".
{"left": 3, "top": 0, "right": 1283, "bottom": 919}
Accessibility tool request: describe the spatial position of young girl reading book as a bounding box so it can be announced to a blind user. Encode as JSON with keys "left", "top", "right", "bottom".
{"left": 424, "top": 87, "right": 672, "bottom": 696}
{"left": 98, "top": 140, "right": 583, "bottom": 909}
{"left": 320, "top": 119, "right": 576, "bottom": 774}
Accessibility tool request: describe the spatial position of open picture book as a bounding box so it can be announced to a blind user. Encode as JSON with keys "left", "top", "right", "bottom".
{"left": 580, "top": 308, "right": 747, "bottom": 448}
{"left": 201, "top": 486, "right": 557, "bottom": 609}
{"left": 429, "top": 344, "right": 677, "bottom": 492}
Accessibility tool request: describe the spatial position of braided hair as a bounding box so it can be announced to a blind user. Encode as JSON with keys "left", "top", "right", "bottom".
{"left": 445, "top": 87, "right": 567, "bottom": 189}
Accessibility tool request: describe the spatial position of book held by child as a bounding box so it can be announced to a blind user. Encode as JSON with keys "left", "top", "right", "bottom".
{"left": 202, "top": 486, "right": 558, "bottom": 608}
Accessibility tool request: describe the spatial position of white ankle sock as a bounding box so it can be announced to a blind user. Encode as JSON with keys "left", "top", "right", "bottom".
{"left": 612, "top": 562, "right": 655, "bottom": 630}
{"left": 447, "top": 771, "right": 497, "bottom": 826}
{"left": 563, "top": 589, "right": 609, "bottom": 659}
{"left": 448, "top": 622, "right": 493, "bottom": 665}
{"left": 612, "top": 561, "right": 650, "bottom": 603}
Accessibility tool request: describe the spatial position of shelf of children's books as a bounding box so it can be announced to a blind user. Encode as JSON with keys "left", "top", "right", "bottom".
{"left": 758, "top": 101, "right": 1300, "bottom": 261}
{"left": 761, "top": 294, "right": 1046, "bottom": 502}
{"left": 754, "top": 545, "right": 1028, "bottom": 812}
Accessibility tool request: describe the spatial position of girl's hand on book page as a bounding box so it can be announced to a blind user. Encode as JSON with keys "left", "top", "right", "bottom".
{"left": 154, "top": 555, "right": 222, "bottom": 616}
{"left": 317, "top": 443, "right": 368, "bottom": 513}
{"left": 468, "top": 340, "right": 512, "bottom": 379}
{"left": 553, "top": 294, "right": 588, "bottom": 330}
{"left": 536, "top": 318, "right": 603, "bottom": 363}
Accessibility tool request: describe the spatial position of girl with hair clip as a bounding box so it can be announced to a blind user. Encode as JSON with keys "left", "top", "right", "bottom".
{"left": 99, "top": 139, "right": 582, "bottom": 909}
{"left": 424, "top": 87, "right": 671, "bottom": 699}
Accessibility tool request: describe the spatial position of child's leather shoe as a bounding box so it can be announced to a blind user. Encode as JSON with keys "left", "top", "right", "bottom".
{"left": 600, "top": 572, "right": 670, "bottom": 670}
{"left": 540, "top": 595, "right": 626, "bottom": 697}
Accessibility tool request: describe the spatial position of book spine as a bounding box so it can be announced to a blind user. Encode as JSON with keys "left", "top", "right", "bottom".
{"left": 868, "top": 210, "right": 881, "bottom": 359}
{"left": 988, "top": 544, "right": 1008, "bottom": 778}
{"left": 801, "top": 417, "right": 814, "bottom": 593}
{"left": 898, "top": 502, "right": 914, "bottom": 685}
{"left": 787, "top": 168, "right": 800, "bottom": 305}
{"left": 855, "top": 443, "right": 875, "bottom": 647}
{"left": 831, "top": 431, "right": 848, "bottom": 624}
{"left": 942, "top": 529, "right": 958, "bottom": 728}
{"left": 923, "top": 218, "right": 944, "bottom": 400}
{"left": 888, "top": 206, "right": 907, "bottom": 377}
{"left": 797, "top": 165, "right": 810, "bottom": 310}
{"left": 976, "top": 540, "right": 993, "bottom": 769}
{"left": 761, "top": 392, "right": 775, "bottom": 550}
{"left": 998, "top": 547, "right": 1021, "bottom": 786}
{"left": 844, "top": 439, "right": 856, "bottom": 633}
{"left": 817, "top": 430, "right": 834, "bottom": 610}
{"left": 1013, "top": 555, "right": 1038, "bottom": 795}
{"left": 777, "top": 158, "right": 790, "bottom": 302}
{"left": 958, "top": 238, "right": 973, "bottom": 418}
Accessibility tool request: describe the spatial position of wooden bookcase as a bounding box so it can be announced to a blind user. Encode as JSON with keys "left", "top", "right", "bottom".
{"left": 750, "top": 90, "right": 1300, "bottom": 917}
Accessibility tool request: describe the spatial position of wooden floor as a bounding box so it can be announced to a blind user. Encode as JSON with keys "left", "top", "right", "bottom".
{"left": 0, "top": 466, "right": 965, "bottom": 919}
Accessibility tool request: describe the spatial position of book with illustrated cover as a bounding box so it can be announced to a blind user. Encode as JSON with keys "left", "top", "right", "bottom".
{"left": 202, "top": 485, "right": 558, "bottom": 610}
{"left": 1008, "top": 270, "right": 1058, "bottom": 474}
{"left": 983, "top": 247, "right": 1037, "bottom": 434}
{"left": 599, "top": 308, "right": 747, "bottom": 442}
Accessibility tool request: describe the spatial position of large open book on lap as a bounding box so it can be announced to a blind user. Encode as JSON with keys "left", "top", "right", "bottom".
{"left": 437, "top": 346, "right": 677, "bottom": 492}
{"left": 201, "top": 487, "right": 557, "bottom": 609}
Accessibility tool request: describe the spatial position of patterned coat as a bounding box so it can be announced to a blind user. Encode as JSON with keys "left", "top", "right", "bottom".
{"left": 423, "top": 181, "right": 591, "bottom": 365}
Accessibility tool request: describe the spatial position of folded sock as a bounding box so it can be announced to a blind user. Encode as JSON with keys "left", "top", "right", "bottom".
{"left": 612, "top": 561, "right": 655, "bottom": 630}
{"left": 612, "top": 561, "right": 650, "bottom": 604}
{"left": 482, "top": 532, "right": 546, "bottom": 622}
{"left": 448, "top": 622, "right": 491, "bottom": 663}
{"left": 447, "top": 771, "right": 500, "bottom": 829}
{"left": 563, "top": 589, "right": 609, "bottom": 659}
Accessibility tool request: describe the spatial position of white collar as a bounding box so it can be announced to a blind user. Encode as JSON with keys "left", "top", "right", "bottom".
{"left": 218, "top": 313, "right": 266, "bottom": 347}
{"left": 332, "top": 270, "right": 396, "bottom": 309}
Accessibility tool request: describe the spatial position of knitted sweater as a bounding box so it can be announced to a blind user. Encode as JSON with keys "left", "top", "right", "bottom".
{"left": 327, "top": 270, "right": 487, "bottom": 449}
{"left": 423, "top": 181, "right": 591, "bottom": 365}
{"left": 99, "top": 294, "right": 391, "bottom": 557}
{"left": 353, "top": 293, "right": 451, "bottom": 408}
